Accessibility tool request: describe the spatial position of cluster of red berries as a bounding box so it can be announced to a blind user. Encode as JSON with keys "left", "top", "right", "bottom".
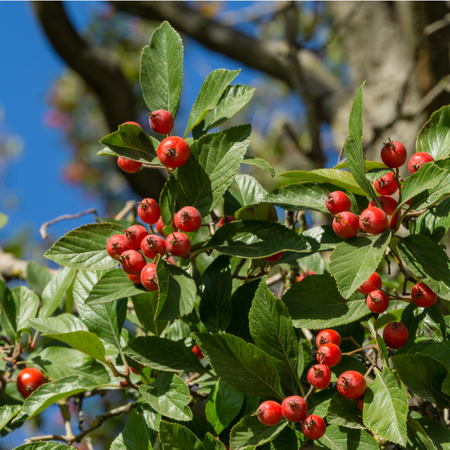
{"left": 106, "top": 199, "right": 202, "bottom": 290}
{"left": 117, "top": 110, "right": 191, "bottom": 174}
{"left": 16, "top": 367, "right": 46, "bottom": 398}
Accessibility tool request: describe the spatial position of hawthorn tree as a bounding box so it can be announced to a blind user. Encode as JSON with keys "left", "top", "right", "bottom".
{"left": 2, "top": 21, "right": 450, "bottom": 450}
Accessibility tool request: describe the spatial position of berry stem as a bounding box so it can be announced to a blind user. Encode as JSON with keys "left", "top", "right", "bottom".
{"left": 304, "top": 384, "right": 315, "bottom": 401}
{"left": 342, "top": 345, "right": 377, "bottom": 357}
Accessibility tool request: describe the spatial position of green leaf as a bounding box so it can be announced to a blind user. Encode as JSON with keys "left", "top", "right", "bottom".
{"left": 111, "top": 409, "right": 152, "bottom": 450}
{"left": 132, "top": 293, "right": 168, "bottom": 337}
{"left": 29, "top": 314, "right": 88, "bottom": 334}
{"left": 159, "top": 421, "right": 204, "bottom": 450}
{"left": 184, "top": 69, "right": 240, "bottom": 137}
{"left": 203, "top": 433, "right": 227, "bottom": 450}
{"left": 224, "top": 174, "right": 267, "bottom": 215}
{"left": 0, "top": 405, "right": 22, "bottom": 431}
{"left": 279, "top": 169, "right": 368, "bottom": 196}
{"left": 159, "top": 175, "right": 178, "bottom": 235}
{"left": 302, "top": 226, "right": 344, "bottom": 253}
{"left": 200, "top": 255, "right": 232, "bottom": 333}
{"left": 363, "top": 368, "right": 408, "bottom": 447}
{"left": 0, "top": 280, "right": 16, "bottom": 340}
{"left": 392, "top": 354, "right": 450, "bottom": 411}
{"left": 249, "top": 279, "right": 302, "bottom": 386}
{"left": 193, "top": 84, "right": 255, "bottom": 139}
{"left": 230, "top": 415, "right": 287, "bottom": 450}
{"left": 177, "top": 126, "right": 251, "bottom": 216}
{"left": 334, "top": 161, "right": 388, "bottom": 171}
{"left": 0, "top": 212, "right": 8, "bottom": 229}
{"left": 264, "top": 427, "right": 299, "bottom": 450}
{"left": 397, "top": 234, "right": 450, "bottom": 300}
{"left": 235, "top": 203, "right": 278, "bottom": 222}
{"left": 140, "top": 21, "right": 183, "bottom": 118}
{"left": 414, "top": 415, "right": 450, "bottom": 449}
{"left": 194, "top": 332, "right": 284, "bottom": 399}
{"left": 282, "top": 274, "right": 369, "bottom": 329}
{"left": 155, "top": 259, "right": 196, "bottom": 321}
{"left": 413, "top": 198, "right": 450, "bottom": 242}
{"left": 14, "top": 443, "right": 73, "bottom": 450}
{"left": 11, "top": 286, "right": 39, "bottom": 333}
{"left": 329, "top": 231, "right": 391, "bottom": 299}
{"left": 315, "top": 425, "right": 379, "bottom": 450}
{"left": 26, "top": 262, "right": 52, "bottom": 297}
{"left": 123, "top": 336, "right": 205, "bottom": 373}
{"left": 416, "top": 105, "right": 450, "bottom": 159}
{"left": 329, "top": 356, "right": 367, "bottom": 383}
{"left": 205, "top": 381, "right": 244, "bottom": 435}
{"left": 326, "top": 393, "right": 364, "bottom": 429}
{"left": 374, "top": 309, "right": 404, "bottom": 330}
{"left": 204, "top": 220, "right": 310, "bottom": 258}
{"left": 140, "top": 373, "right": 192, "bottom": 421}
{"left": 241, "top": 156, "right": 275, "bottom": 177}
{"left": 307, "top": 389, "right": 337, "bottom": 418}
{"left": 405, "top": 341, "right": 450, "bottom": 369}
{"left": 44, "top": 223, "right": 125, "bottom": 271}
{"left": 365, "top": 167, "right": 393, "bottom": 182}
{"left": 401, "top": 303, "right": 446, "bottom": 343}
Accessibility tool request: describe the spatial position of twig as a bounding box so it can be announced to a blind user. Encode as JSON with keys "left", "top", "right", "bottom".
{"left": 58, "top": 402, "right": 73, "bottom": 439}
{"left": 141, "top": 163, "right": 168, "bottom": 170}
{"left": 342, "top": 345, "right": 376, "bottom": 357}
{"left": 266, "top": 273, "right": 283, "bottom": 286}
{"left": 40, "top": 208, "right": 98, "bottom": 239}
{"left": 424, "top": 13, "right": 450, "bottom": 36}
{"left": 304, "top": 384, "right": 315, "bottom": 401}
{"left": 114, "top": 200, "right": 136, "bottom": 221}
{"left": 232, "top": 259, "right": 246, "bottom": 279}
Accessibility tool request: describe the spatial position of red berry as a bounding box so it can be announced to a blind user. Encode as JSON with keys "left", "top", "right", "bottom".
{"left": 148, "top": 110, "right": 174, "bottom": 135}
{"left": 357, "top": 272, "right": 382, "bottom": 296}
{"left": 117, "top": 157, "right": 142, "bottom": 173}
{"left": 174, "top": 206, "right": 202, "bottom": 232}
{"left": 218, "top": 215, "right": 236, "bottom": 228}
{"left": 337, "top": 371, "right": 367, "bottom": 399}
{"left": 325, "top": 191, "right": 352, "bottom": 214}
{"left": 411, "top": 283, "right": 437, "bottom": 308}
{"left": 168, "top": 256, "right": 177, "bottom": 265}
{"left": 123, "top": 121, "right": 141, "bottom": 128}
{"left": 316, "top": 343, "right": 342, "bottom": 367}
{"left": 120, "top": 250, "right": 146, "bottom": 275}
{"left": 383, "top": 322, "right": 408, "bottom": 349}
{"left": 297, "top": 270, "right": 316, "bottom": 282}
{"left": 302, "top": 415, "right": 326, "bottom": 440}
{"left": 264, "top": 252, "right": 284, "bottom": 262}
{"left": 408, "top": 152, "right": 434, "bottom": 174}
{"left": 140, "top": 235, "right": 166, "bottom": 259}
{"left": 155, "top": 216, "right": 178, "bottom": 237}
{"left": 254, "top": 401, "right": 282, "bottom": 426}
{"left": 332, "top": 211, "right": 360, "bottom": 239}
{"left": 17, "top": 368, "right": 46, "bottom": 398}
{"left": 366, "top": 290, "right": 389, "bottom": 314}
{"left": 124, "top": 225, "right": 148, "bottom": 250}
{"left": 138, "top": 198, "right": 161, "bottom": 225}
{"left": 374, "top": 172, "right": 398, "bottom": 196}
{"left": 140, "top": 263, "right": 158, "bottom": 291}
{"left": 359, "top": 207, "right": 388, "bottom": 235}
{"left": 128, "top": 274, "right": 141, "bottom": 284}
{"left": 106, "top": 234, "right": 128, "bottom": 259}
{"left": 192, "top": 344, "right": 204, "bottom": 360}
{"left": 120, "top": 380, "right": 127, "bottom": 388}
{"left": 166, "top": 232, "right": 191, "bottom": 257}
{"left": 307, "top": 364, "right": 331, "bottom": 390}
{"left": 381, "top": 140, "right": 407, "bottom": 168}
{"left": 130, "top": 366, "right": 139, "bottom": 374}
{"left": 281, "top": 396, "right": 307, "bottom": 422}
{"left": 316, "top": 329, "right": 341, "bottom": 348}
{"left": 369, "top": 196, "right": 398, "bottom": 229}
{"left": 357, "top": 396, "right": 364, "bottom": 412}
{"left": 157, "top": 136, "right": 190, "bottom": 169}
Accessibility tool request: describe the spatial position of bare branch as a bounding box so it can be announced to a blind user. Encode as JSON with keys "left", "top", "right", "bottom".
{"left": 40, "top": 208, "right": 98, "bottom": 240}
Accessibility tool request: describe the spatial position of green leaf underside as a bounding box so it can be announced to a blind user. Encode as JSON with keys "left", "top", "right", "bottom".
{"left": 159, "top": 421, "right": 204, "bottom": 450}
{"left": 10, "top": 286, "right": 39, "bottom": 334}
{"left": 326, "top": 393, "right": 364, "bottom": 429}
{"left": 0, "top": 405, "right": 22, "bottom": 431}
{"left": 40, "top": 267, "right": 76, "bottom": 318}
{"left": 26, "top": 262, "right": 53, "bottom": 297}
{"left": 315, "top": 425, "right": 379, "bottom": 450}
{"left": 241, "top": 155, "right": 275, "bottom": 177}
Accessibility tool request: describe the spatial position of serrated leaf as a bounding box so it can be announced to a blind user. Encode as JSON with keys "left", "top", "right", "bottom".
{"left": 159, "top": 421, "right": 204, "bottom": 450}
{"left": 307, "top": 388, "right": 337, "bottom": 418}
{"left": 132, "top": 293, "right": 168, "bottom": 336}
{"left": 29, "top": 314, "right": 88, "bottom": 334}
{"left": 10, "top": 286, "right": 39, "bottom": 334}
{"left": 111, "top": 409, "right": 152, "bottom": 450}
{"left": 412, "top": 198, "right": 450, "bottom": 242}
{"left": 302, "top": 226, "right": 344, "bottom": 252}
{"left": 185, "top": 69, "right": 240, "bottom": 137}
{"left": 363, "top": 368, "right": 408, "bottom": 446}
{"left": 415, "top": 415, "right": 450, "bottom": 449}
{"left": 329, "top": 356, "right": 367, "bottom": 383}
{"left": 224, "top": 174, "right": 267, "bottom": 215}
{"left": 26, "top": 262, "right": 52, "bottom": 297}
{"left": 194, "top": 332, "right": 284, "bottom": 399}
{"left": 401, "top": 303, "right": 446, "bottom": 343}
{"left": 241, "top": 156, "right": 275, "bottom": 177}
{"left": 315, "top": 425, "right": 378, "bottom": 450}
{"left": 159, "top": 175, "right": 178, "bottom": 235}
{"left": 203, "top": 434, "right": 227, "bottom": 450}
{"left": 282, "top": 274, "right": 369, "bottom": 329}
{"left": 0, "top": 405, "right": 22, "bottom": 431}
{"left": 365, "top": 167, "right": 393, "bottom": 182}
{"left": 374, "top": 309, "right": 404, "bottom": 330}
{"left": 416, "top": 105, "right": 450, "bottom": 159}
{"left": 329, "top": 231, "right": 391, "bottom": 299}
{"left": 334, "top": 161, "right": 388, "bottom": 171}
{"left": 177, "top": 126, "right": 251, "bottom": 216}
{"left": 44, "top": 223, "right": 125, "bottom": 271}
{"left": 326, "top": 393, "right": 364, "bottom": 429}
{"left": 140, "top": 21, "right": 183, "bottom": 118}
{"left": 0, "top": 280, "right": 16, "bottom": 341}
{"left": 14, "top": 443, "right": 73, "bottom": 450}
{"left": 263, "top": 426, "right": 299, "bottom": 450}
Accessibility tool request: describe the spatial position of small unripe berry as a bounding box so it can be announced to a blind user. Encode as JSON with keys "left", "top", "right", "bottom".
{"left": 302, "top": 415, "right": 326, "bottom": 440}
{"left": 107, "top": 234, "right": 128, "bottom": 259}
{"left": 332, "top": 211, "right": 360, "bottom": 239}
{"left": 325, "top": 190, "right": 352, "bottom": 214}
{"left": 307, "top": 364, "right": 331, "bottom": 390}
{"left": 17, "top": 368, "right": 46, "bottom": 398}
{"left": 281, "top": 396, "right": 307, "bottom": 422}
{"left": 124, "top": 225, "right": 148, "bottom": 250}
{"left": 254, "top": 401, "right": 282, "bottom": 426}
{"left": 383, "top": 322, "right": 408, "bottom": 349}
{"left": 316, "top": 343, "right": 342, "bottom": 367}
{"left": 264, "top": 252, "right": 284, "bottom": 262}
{"left": 357, "top": 272, "right": 382, "bottom": 296}
{"left": 120, "top": 380, "right": 127, "bottom": 388}
{"left": 141, "top": 235, "right": 166, "bottom": 259}
{"left": 166, "top": 232, "right": 191, "bottom": 257}
{"left": 316, "top": 329, "right": 341, "bottom": 348}
{"left": 297, "top": 270, "right": 316, "bottom": 282}
{"left": 359, "top": 207, "right": 388, "bottom": 235}
{"left": 155, "top": 216, "right": 178, "bottom": 237}
{"left": 157, "top": 136, "right": 190, "bottom": 168}
{"left": 140, "top": 263, "right": 158, "bottom": 291}
{"left": 366, "top": 290, "right": 389, "bottom": 314}
{"left": 138, "top": 198, "right": 161, "bottom": 225}
{"left": 218, "top": 215, "right": 236, "bottom": 228}
{"left": 374, "top": 172, "right": 398, "bottom": 196}
{"left": 120, "top": 250, "right": 146, "bottom": 275}
{"left": 192, "top": 344, "right": 204, "bottom": 360}
{"left": 337, "top": 371, "right": 367, "bottom": 399}
{"left": 381, "top": 140, "right": 407, "bottom": 168}
{"left": 369, "top": 196, "right": 398, "bottom": 229}
{"left": 408, "top": 152, "right": 434, "bottom": 174}
{"left": 128, "top": 274, "right": 142, "bottom": 284}
{"left": 117, "top": 157, "right": 142, "bottom": 173}
{"left": 148, "top": 110, "right": 174, "bottom": 135}
{"left": 174, "top": 206, "right": 202, "bottom": 232}
{"left": 411, "top": 283, "right": 437, "bottom": 308}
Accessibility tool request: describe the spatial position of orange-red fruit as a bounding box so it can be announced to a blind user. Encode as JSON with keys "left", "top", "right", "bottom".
{"left": 297, "top": 270, "right": 316, "bottom": 282}
{"left": 281, "top": 396, "right": 307, "bottom": 422}
{"left": 124, "top": 225, "right": 148, "bottom": 250}
{"left": 359, "top": 207, "right": 388, "bottom": 235}
{"left": 174, "top": 206, "right": 202, "bottom": 232}
{"left": 255, "top": 401, "right": 283, "bottom": 426}
{"left": 366, "top": 290, "right": 389, "bottom": 314}
{"left": 166, "top": 232, "right": 191, "bottom": 257}
{"left": 107, "top": 234, "right": 128, "bottom": 259}
{"left": 381, "top": 140, "right": 407, "bottom": 168}
{"left": 325, "top": 191, "right": 352, "bottom": 214}
{"left": 337, "top": 371, "right": 367, "bottom": 399}
{"left": 117, "top": 157, "right": 142, "bottom": 173}
{"left": 140, "top": 263, "right": 158, "bottom": 291}
{"left": 148, "top": 110, "right": 174, "bottom": 135}
{"left": 120, "top": 250, "right": 146, "bottom": 275}
{"left": 302, "top": 415, "right": 326, "bottom": 440}
{"left": 411, "top": 283, "right": 437, "bottom": 308}
{"left": 130, "top": 366, "right": 139, "bottom": 374}
{"left": 155, "top": 216, "right": 178, "bottom": 237}
{"left": 316, "top": 329, "right": 341, "bottom": 348}
{"left": 157, "top": 136, "right": 190, "bottom": 168}
{"left": 307, "top": 364, "right": 331, "bottom": 390}
{"left": 138, "top": 198, "right": 161, "bottom": 225}
{"left": 140, "top": 235, "right": 166, "bottom": 259}
{"left": 17, "top": 368, "right": 46, "bottom": 398}
{"left": 123, "top": 121, "right": 141, "bottom": 128}
{"left": 316, "top": 343, "right": 342, "bottom": 367}
{"left": 264, "top": 252, "right": 284, "bottom": 262}
{"left": 408, "top": 152, "right": 434, "bottom": 174}
{"left": 192, "top": 344, "right": 204, "bottom": 360}
{"left": 383, "top": 322, "right": 408, "bottom": 349}
{"left": 128, "top": 274, "right": 142, "bottom": 284}
{"left": 218, "top": 215, "right": 236, "bottom": 228}
{"left": 374, "top": 172, "right": 398, "bottom": 196}
{"left": 332, "top": 211, "right": 360, "bottom": 239}
{"left": 369, "top": 196, "right": 398, "bottom": 229}
{"left": 357, "top": 272, "right": 382, "bottom": 296}
{"left": 357, "top": 396, "right": 364, "bottom": 412}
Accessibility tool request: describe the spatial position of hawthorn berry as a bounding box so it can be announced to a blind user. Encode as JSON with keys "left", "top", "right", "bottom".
{"left": 123, "top": 121, "right": 141, "bottom": 128}
{"left": 120, "top": 380, "right": 127, "bottom": 388}
{"left": 325, "top": 190, "right": 352, "bottom": 214}
{"left": 140, "top": 263, "right": 158, "bottom": 291}
{"left": 166, "top": 232, "right": 191, "bottom": 257}
{"left": 17, "top": 368, "right": 46, "bottom": 398}
{"left": 357, "top": 396, "right": 364, "bottom": 412}
{"left": 374, "top": 172, "right": 398, "bottom": 196}
{"left": 337, "top": 371, "right": 367, "bottom": 399}
{"left": 119, "top": 250, "right": 146, "bottom": 275}
{"left": 192, "top": 344, "right": 204, "bottom": 360}
{"left": 297, "top": 270, "right": 316, "bottom": 282}
{"left": 381, "top": 139, "right": 407, "bottom": 168}
{"left": 332, "top": 211, "right": 360, "bottom": 239}
{"left": 137, "top": 198, "right": 161, "bottom": 225}
{"left": 357, "top": 272, "right": 382, "bottom": 296}
{"left": 218, "top": 215, "right": 236, "bottom": 228}
{"left": 254, "top": 401, "right": 282, "bottom": 426}
{"left": 383, "top": 322, "right": 408, "bottom": 349}
{"left": 148, "top": 110, "right": 174, "bottom": 135}
{"left": 316, "top": 343, "right": 342, "bottom": 367}
{"left": 117, "top": 157, "right": 142, "bottom": 173}
{"left": 155, "top": 216, "right": 178, "bottom": 237}
{"left": 130, "top": 367, "right": 140, "bottom": 374}
{"left": 316, "top": 329, "right": 341, "bottom": 348}
{"left": 369, "top": 196, "right": 398, "bottom": 229}
{"left": 124, "top": 225, "right": 148, "bottom": 250}
{"left": 141, "top": 235, "right": 166, "bottom": 259}
{"left": 307, "top": 364, "right": 331, "bottom": 390}
{"left": 359, "top": 207, "right": 388, "bottom": 235}
{"left": 128, "top": 274, "right": 141, "bottom": 284}
{"left": 302, "top": 415, "right": 326, "bottom": 440}
{"left": 264, "top": 252, "right": 284, "bottom": 262}
{"left": 281, "top": 396, "right": 307, "bottom": 422}
{"left": 157, "top": 136, "right": 190, "bottom": 168}
{"left": 107, "top": 234, "right": 128, "bottom": 259}
{"left": 174, "top": 206, "right": 202, "bottom": 232}
{"left": 366, "top": 290, "right": 389, "bottom": 314}
{"left": 408, "top": 152, "right": 434, "bottom": 174}
{"left": 411, "top": 283, "right": 437, "bottom": 308}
